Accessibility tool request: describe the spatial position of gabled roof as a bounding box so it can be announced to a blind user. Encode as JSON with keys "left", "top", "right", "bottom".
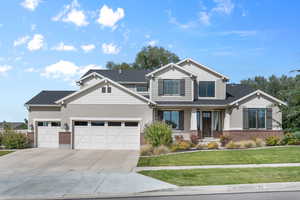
{"left": 56, "top": 77, "right": 156, "bottom": 105}
{"left": 177, "top": 58, "right": 230, "bottom": 80}
{"left": 25, "top": 91, "right": 76, "bottom": 105}
{"left": 145, "top": 63, "right": 197, "bottom": 78}
{"left": 80, "top": 69, "right": 152, "bottom": 83}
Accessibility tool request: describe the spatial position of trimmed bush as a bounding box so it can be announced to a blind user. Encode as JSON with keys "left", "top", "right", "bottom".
{"left": 2, "top": 132, "right": 29, "bottom": 149}
{"left": 225, "top": 141, "right": 241, "bottom": 149}
{"left": 144, "top": 122, "right": 172, "bottom": 147}
{"left": 153, "top": 145, "right": 170, "bottom": 155}
{"left": 253, "top": 138, "right": 266, "bottom": 147}
{"left": 171, "top": 140, "right": 192, "bottom": 152}
{"left": 196, "top": 143, "right": 208, "bottom": 150}
{"left": 236, "top": 140, "right": 256, "bottom": 149}
{"left": 207, "top": 142, "right": 219, "bottom": 149}
{"left": 265, "top": 136, "right": 281, "bottom": 146}
{"left": 220, "top": 135, "right": 231, "bottom": 147}
{"left": 140, "top": 145, "right": 154, "bottom": 156}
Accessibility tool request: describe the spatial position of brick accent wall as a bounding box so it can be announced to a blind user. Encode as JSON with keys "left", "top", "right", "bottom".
{"left": 223, "top": 130, "right": 284, "bottom": 141}
{"left": 59, "top": 132, "right": 71, "bottom": 144}
{"left": 27, "top": 132, "right": 34, "bottom": 147}
{"left": 213, "top": 131, "right": 223, "bottom": 138}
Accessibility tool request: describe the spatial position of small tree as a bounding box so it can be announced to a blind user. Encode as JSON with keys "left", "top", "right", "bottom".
{"left": 144, "top": 122, "right": 173, "bottom": 147}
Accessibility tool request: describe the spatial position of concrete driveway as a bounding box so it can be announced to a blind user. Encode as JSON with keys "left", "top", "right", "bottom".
{"left": 0, "top": 148, "right": 176, "bottom": 200}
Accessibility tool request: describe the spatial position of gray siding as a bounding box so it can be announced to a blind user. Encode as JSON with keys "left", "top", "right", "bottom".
{"left": 28, "top": 106, "right": 61, "bottom": 125}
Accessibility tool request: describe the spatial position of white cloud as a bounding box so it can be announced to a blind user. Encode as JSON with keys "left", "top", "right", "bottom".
{"left": 27, "top": 34, "right": 44, "bottom": 51}
{"left": 102, "top": 43, "right": 120, "bottom": 54}
{"left": 81, "top": 44, "right": 95, "bottom": 52}
{"left": 25, "top": 67, "right": 38, "bottom": 72}
{"left": 21, "top": 0, "right": 41, "bottom": 11}
{"left": 167, "top": 10, "right": 196, "bottom": 29}
{"left": 52, "top": 0, "right": 88, "bottom": 27}
{"left": 198, "top": 11, "right": 210, "bottom": 25}
{"left": 0, "top": 65, "right": 12, "bottom": 76}
{"left": 13, "top": 36, "right": 30, "bottom": 47}
{"left": 147, "top": 40, "right": 158, "bottom": 47}
{"left": 41, "top": 60, "right": 102, "bottom": 81}
{"left": 52, "top": 42, "right": 77, "bottom": 51}
{"left": 31, "top": 24, "right": 36, "bottom": 31}
{"left": 220, "top": 30, "right": 257, "bottom": 37}
{"left": 145, "top": 34, "right": 151, "bottom": 39}
{"left": 97, "top": 5, "right": 125, "bottom": 29}
{"left": 212, "top": 0, "right": 235, "bottom": 15}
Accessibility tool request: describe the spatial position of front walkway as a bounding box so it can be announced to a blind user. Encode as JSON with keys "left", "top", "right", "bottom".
{"left": 135, "top": 163, "right": 300, "bottom": 171}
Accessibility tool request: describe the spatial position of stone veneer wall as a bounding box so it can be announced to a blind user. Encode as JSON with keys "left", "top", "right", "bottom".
{"left": 223, "top": 130, "right": 284, "bottom": 141}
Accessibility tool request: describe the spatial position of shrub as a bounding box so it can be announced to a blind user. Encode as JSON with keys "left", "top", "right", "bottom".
{"left": 196, "top": 143, "right": 208, "bottom": 150}
{"left": 236, "top": 140, "right": 256, "bottom": 149}
{"left": 190, "top": 134, "right": 199, "bottom": 145}
{"left": 281, "top": 133, "right": 296, "bottom": 145}
{"left": 293, "top": 131, "right": 300, "bottom": 139}
{"left": 225, "top": 141, "right": 241, "bottom": 149}
{"left": 253, "top": 138, "right": 266, "bottom": 147}
{"left": 153, "top": 145, "right": 170, "bottom": 155}
{"left": 207, "top": 142, "right": 219, "bottom": 149}
{"left": 0, "top": 133, "right": 3, "bottom": 146}
{"left": 174, "top": 135, "right": 184, "bottom": 143}
{"left": 140, "top": 145, "right": 154, "bottom": 156}
{"left": 2, "top": 132, "right": 29, "bottom": 149}
{"left": 220, "top": 135, "right": 231, "bottom": 147}
{"left": 171, "top": 140, "right": 192, "bottom": 152}
{"left": 144, "top": 122, "right": 172, "bottom": 147}
{"left": 265, "top": 136, "right": 281, "bottom": 146}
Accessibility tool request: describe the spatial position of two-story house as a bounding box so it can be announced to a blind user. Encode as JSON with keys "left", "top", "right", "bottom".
{"left": 25, "top": 58, "right": 286, "bottom": 150}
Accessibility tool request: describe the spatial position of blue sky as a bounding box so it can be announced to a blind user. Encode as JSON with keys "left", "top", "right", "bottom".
{"left": 0, "top": 0, "right": 299, "bottom": 122}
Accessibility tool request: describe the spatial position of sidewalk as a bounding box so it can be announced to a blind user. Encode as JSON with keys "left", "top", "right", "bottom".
{"left": 135, "top": 163, "right": 300, "bottom": 171}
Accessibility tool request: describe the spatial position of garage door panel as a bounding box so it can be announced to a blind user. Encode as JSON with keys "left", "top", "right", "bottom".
{"left": 38, "top": 127, "right": 60, "bottom": 148}
{"left": 74, "top": 121, "right": 140, "bottom": 150}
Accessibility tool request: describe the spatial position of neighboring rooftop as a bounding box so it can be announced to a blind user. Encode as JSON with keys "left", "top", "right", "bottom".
{"left": 81, "top": 69, "right": 153, "bottom": 83}
{"left": 0, "top": 122, "right": 27, "bottom": 130}
{"left": 25, "top": 91, "right": 75, "bottom": 105}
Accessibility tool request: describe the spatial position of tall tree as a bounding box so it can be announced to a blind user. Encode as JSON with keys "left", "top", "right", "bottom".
{"left": 105, "top": 46, "right": 180, "bottom": 70}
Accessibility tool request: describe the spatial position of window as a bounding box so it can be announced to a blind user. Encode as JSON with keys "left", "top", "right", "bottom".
{"left": 213, "top": 111, "right": 222, "bottom": 131}
{"left": 38, "top": 121, "right": 48, "bottom": 127}
{"left": 163, "top": 80, "right": 180, "bottom": 95}
{"left": 108, "top": 122, "right": 122, "bottom": 126}
{"left": 248, "top": 108, "right": 266, "bottom": 129}
{"left": 136, "top": 85, "right": 148, "bottom": 92}
{"left": 74, "top": 121, "right": 88, "bottom": 126}
{"left": 125, "top": 122, "right": 139, "bottom": 127}
{"left": 199, "top": 81, "right": 215, "bottom": 97}
{"left": 162, "top": 111, "right": 182, "bottom": 129}
{"left": 101, "top": 87, "right": 106, "bottom": 93}
{"left": 107, "top": 87, "right": 112, "bottom": 93}
{"left": 51, "top": 122, "right": 61, "bottom": 127}
{"left": 91, "top": 121, "right": 105, "bottom": 126}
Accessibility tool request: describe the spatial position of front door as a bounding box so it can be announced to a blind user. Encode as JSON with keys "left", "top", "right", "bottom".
{"left": 202, "top": 111, "right": 212, "bottom": 137}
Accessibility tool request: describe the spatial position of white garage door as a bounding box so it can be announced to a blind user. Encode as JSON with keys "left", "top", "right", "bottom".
{"left": 37, "top": 121, "right": 60, "bottom": 148}
{"left": 74, "top": 121, "right": 140, "bottom": 150}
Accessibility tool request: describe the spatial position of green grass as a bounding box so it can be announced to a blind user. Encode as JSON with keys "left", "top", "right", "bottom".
{"left": 140, "top": 167, "right": 300, "bottom": 186}
{"left": 138, "top": 146, "right": 300, "bottom": 167}
{"left": 0, "top": 151, "right": 12, "bottom": 156}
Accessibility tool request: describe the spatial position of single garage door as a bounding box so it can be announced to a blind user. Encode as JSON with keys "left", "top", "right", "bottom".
{"left": 37, "top": 121, "right": 61, "bottom": 148}
{"left": 74, "top": 120, "right": 140, "bottom": 150}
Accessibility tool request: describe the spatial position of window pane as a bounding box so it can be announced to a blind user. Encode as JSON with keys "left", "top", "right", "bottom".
{"left": 199, "top": 82, "right": 207, "bottom": 97}
{"left": 74, "top": 121, "right": 88, "bottom": 126}
{"left": 207, "top": 82, "right": 215, "bottom": 97}
{"left": 258, "top": 109, "right": 266, "bottom": 128}
{"left": 38, "top": 121, "right": 48, "bottom": 127}
{"left": 162, "top": 111, "right": 180, "bottom": 129}
{"left": 248, "top": 109, "right": 257, "bottom": 128}
{"left": 91, "top": 121, "right": 105, "bottom": 126}
{"left": 125, "top": 122, "right": 139, "bottom": 127}
{"left": 51, "top": 122, "right": 61, "bottom": 127}
{"left": 163, "top": 80, "right": 180, "bottom": 95}
{"left": 108, "top": 122, "right": 122, "bottom": 126}
{"left": 213, "top": 111, "right": 221, "bottom": 131}
{"left": 137, "top": 86, "right": 148, "bottom": 92}
{"left": 199, "top": 81, "right": 215, "bottom": 97}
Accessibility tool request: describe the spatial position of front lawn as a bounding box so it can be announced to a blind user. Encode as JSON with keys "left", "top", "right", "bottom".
{"left": 140, "top": 167, "right": 300, "bottom": 186}
{"left": 138, "top": 146, "right": 300, "bottom": 166}
{"left": 0, "top": 151, "right": 12, "bottom": 156}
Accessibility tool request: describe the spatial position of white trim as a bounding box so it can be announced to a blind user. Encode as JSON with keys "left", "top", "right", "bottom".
{"left": 70, "top": 117, "right": 142, "bottom": 121}
{"left": 145, "top": 63, "right": 197, "bottom": 78}
{"left": 76, "top": 72, "right": 105, "bottom": 84}
{"left": 56, "top": 77, "right": 156, "bottom": 105}
{"left": 26, "top": 104, "right": 61, "bottom": 107}
{"left": 177, "top": 58, "right": 230, "bottom": 80}
{"left": 229, "top": 89, "right": 287, "bottom": 106}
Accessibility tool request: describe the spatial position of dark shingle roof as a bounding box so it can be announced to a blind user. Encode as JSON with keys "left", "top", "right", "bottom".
{"left": 81, "top": 69, "right": 152, "bottom": 83}
{"left": 156, "top": 84, "right": 256, "bottom": 106}
{"left": 25, "top": 91, "right": 76, "bottom": 105}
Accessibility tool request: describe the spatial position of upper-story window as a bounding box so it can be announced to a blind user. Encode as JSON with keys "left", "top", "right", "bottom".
{"left": 136, "top": 85, "right": 148, "bottom": 92}
{"left": 163, "top": 80, "right": 180, "bottom": 96}
{"left": 199, "top": 81, "right": 215, "bottom": 97}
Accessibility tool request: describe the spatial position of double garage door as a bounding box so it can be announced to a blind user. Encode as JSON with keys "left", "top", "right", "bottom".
{"left": 37, "top": 120, "right": 140, "bottom": 150}
{"left": 74, "top": 121, "right": 140, "bottom": 150}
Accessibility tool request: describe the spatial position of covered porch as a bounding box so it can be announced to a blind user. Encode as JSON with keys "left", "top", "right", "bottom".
{"left": 154, "top": 106, "right": 227, "bottom": 140}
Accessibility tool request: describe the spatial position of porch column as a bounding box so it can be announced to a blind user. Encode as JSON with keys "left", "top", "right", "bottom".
{"left": 190, "top": 108, "right": 197, "bottom": 130}
{"left": 223, "top": 109, "right": 231, "bottom": 130}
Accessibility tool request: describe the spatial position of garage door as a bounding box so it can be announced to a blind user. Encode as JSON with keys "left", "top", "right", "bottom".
{"left": 74, "top": 121, "right": 140, "bottom": 150}
{"left": 37, "top": 121, "right": 61, "bottom": 148}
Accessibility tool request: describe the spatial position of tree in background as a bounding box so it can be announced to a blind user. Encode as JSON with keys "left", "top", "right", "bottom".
{"left": 106, "top": 46, "right": 180, "bottom": 70}
{"left": 241, "top": 74, "right": 300, "bottom": 131}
